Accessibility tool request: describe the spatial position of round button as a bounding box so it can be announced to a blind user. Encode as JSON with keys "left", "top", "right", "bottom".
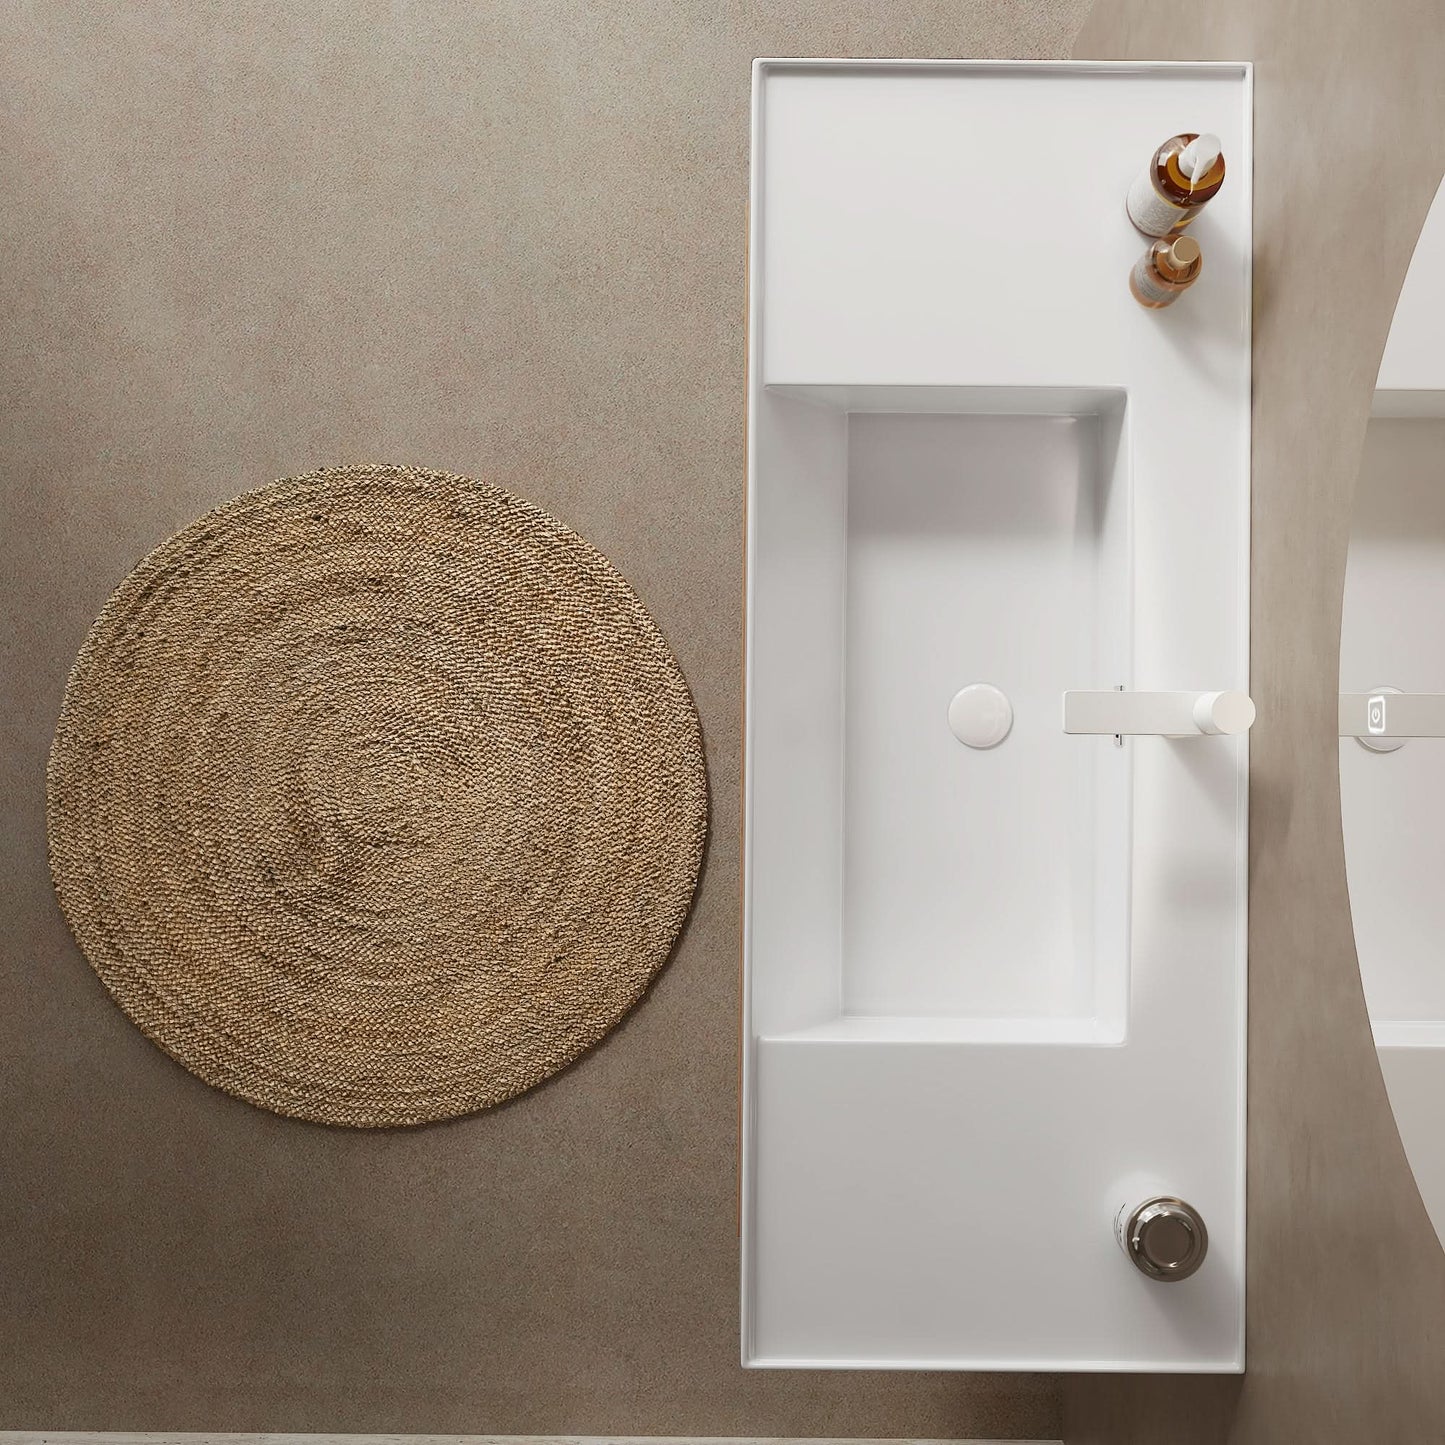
{"left": 948, "top": 683, "right": 1013, "bottom": 749}
{"left": 1119, "top": 1196, "right": 1209, "bottom": 1282}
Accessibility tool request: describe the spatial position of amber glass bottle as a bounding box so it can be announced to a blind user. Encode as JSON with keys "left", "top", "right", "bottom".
{"left": 1129, "top": 233, "right": 1203, "bottom": 309}
{"left": 1126, "top": 132, "right": 1226, "bottom": 237}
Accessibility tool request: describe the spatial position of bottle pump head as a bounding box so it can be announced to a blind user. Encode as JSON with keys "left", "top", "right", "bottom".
{"left": 1178, "top": 133, "right": 1222, "bottom": 190}
{"left": 1167, "top": 234, "right": 1202, "bottom": 270}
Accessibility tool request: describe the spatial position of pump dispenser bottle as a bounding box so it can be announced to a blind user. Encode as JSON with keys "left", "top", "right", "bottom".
{"left": 1129, "top": 233, "right": 1202, "bottom": 308}
{"left": 1126, "top": 132, "right": 1225, "bottom": 237}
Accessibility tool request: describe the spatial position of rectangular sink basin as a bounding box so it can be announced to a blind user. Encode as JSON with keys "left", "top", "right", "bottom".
{"left": 752, "top": 389, "right": 1130, "bottom": 1043}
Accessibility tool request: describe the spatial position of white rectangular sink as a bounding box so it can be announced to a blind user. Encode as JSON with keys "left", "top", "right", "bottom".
{"left": 743, "top": 61, "right": 1251, "bottom": 1372}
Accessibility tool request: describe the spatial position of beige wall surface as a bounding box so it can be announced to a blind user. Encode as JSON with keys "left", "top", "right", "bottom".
{"left": 0, "top": 0, "right": 1090, "bottom": 1436}
{"left": 1065, "top": 2, "right": 1445, "bottom": 1442}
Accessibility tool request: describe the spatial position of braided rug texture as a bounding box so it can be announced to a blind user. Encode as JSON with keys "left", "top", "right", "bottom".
{"left": 46, "top": 463, "right": 708, "bottom": 1127}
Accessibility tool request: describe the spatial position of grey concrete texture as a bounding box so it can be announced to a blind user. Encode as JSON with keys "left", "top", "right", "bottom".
{"left": 0, "top": 1, "right": 1090, "bottom": 1435}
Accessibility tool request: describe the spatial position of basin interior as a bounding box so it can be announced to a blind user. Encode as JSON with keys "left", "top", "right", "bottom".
{"left": 747, "top": 386, "right": 1131, "bottom": 1045}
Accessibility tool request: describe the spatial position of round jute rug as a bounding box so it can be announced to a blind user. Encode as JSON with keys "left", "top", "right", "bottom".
{"left": 46, "top": 463, "right": 708, "bottom": 1127}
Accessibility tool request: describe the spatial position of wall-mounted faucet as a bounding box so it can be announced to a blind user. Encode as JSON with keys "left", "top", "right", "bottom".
{"left": 1064, "top": 689, "right": 1256, "bottom": 737}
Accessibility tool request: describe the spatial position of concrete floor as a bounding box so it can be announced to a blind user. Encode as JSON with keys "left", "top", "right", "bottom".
{"left": 0, "top": 1, "right": 1086, "bottom": 1436}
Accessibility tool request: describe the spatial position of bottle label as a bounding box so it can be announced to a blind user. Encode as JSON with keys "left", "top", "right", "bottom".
{"left": 1130, "top": 254, "right": 1183, "bottom": 307}
{"left": 1126, "top": 167, "right": 1191, "bottom": 237}
{"left": 1116, "top": 1202, "right": 1133, "bottom": 1255}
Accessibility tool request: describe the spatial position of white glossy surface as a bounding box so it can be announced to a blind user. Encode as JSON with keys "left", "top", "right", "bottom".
{"left": 844, "top": 409, "right": 1129, "bottom": 1026}
{"left": 744, "top": 60, "right": 1251, "bottom": 1371}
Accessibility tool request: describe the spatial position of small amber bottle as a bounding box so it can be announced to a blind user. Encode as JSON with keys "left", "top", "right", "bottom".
{"left": 1126, "top": 132, "right": 1226, "bottom": 237}
{"left": 1129, "top": 233, "right": 1202, "bottom": 309}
